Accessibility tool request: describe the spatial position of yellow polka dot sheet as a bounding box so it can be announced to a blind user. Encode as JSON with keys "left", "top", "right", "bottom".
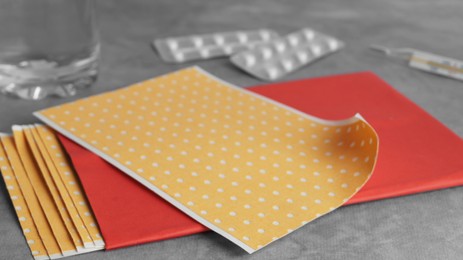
{"left": 0, "top": 126, "right": 104, "bottom": 260}
{"left": 34, "top": 66, "right": 379, "bottom": 253}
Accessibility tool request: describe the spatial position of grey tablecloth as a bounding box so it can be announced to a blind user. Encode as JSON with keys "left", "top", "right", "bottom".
{"left": 1, "top": 0, "right": 462, "bottom": 259}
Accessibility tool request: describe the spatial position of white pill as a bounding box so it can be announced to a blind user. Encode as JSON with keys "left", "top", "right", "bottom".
{"left": 193, "top": 37, "right": 203, "bottom": 47}
{"left": 237, "top": 33, "right": 248, "bottom": 43}
{"left": 303, "top": 30, "right": 315, "bottom": 40}
{"left": 260, "top": 30, "right": 271, "bottom": 41}
{"left": 167, "top": 40, "right": 178, "bottom": 50}
{"left": 266, "top": 67, "right": 280, "bottom": 80}
{"left": 244, "top": 54, "right": 257, "bottom": 67}
{"left": 174, "top": 53, "right": 185, "bottom": 62}
{"left": 200, "top": 49, "right": 210, "bottom": 58}
{"left": 288, "top": 36, "right": 299, "bottom": 46}
{"left": 224, "top": 45, "right": 235, "bottom": 54}
{"left": 261, "top": 48, "right": 273, "bottom": 59}
{"left": 327, "top": 39, "right": 340, "bottom": 50}
{"left": 214, "top": 35, "right": 225, "bottom": 45}
{"left": 311, "top": 44, "right": 322, "bottom": 56}
{"left": 281, "top": 59, "right": 293, "bottom": 71}
{"left": 275, "top": 41, "right": 286, "bottom": 53}
{"left": 296, "top": 51, "right": 309, "bottom": 63}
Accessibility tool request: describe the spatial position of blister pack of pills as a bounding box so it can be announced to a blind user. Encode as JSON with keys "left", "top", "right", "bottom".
{"left": 153, "top": 29, "right": 279, "bottom": 63}
{"left": 230, "top": 28, "right": 344, "bottom": 81}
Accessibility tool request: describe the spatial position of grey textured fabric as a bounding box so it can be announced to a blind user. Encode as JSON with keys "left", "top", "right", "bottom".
{"left": 0, "top": 0, "right": 462, "bottom": 259}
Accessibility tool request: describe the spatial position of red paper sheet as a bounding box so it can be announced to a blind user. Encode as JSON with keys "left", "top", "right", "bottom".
{"left": 58, "top": 71, "right": 463, "bottom": 249}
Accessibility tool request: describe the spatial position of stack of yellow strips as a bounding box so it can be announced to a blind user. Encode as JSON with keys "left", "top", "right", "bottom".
{"left": 0, "top": 125, "right": 104, "bottom": 260}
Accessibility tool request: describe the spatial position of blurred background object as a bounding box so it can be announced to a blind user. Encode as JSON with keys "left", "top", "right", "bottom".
{"left": 0, "top": 0, "right": 99, "bottom": 100}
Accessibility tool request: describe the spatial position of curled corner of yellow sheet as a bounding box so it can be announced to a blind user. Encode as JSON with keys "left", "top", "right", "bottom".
{"left": 243, "top": 113, "right": 379, "bottom": 253}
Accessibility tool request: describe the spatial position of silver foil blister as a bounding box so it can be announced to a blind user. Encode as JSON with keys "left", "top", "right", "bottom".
{"left": 230, "top": 28, "right": 344, "bottom": 81}
{"left": 153, "top": 29, "right": 279, "bottom": 63}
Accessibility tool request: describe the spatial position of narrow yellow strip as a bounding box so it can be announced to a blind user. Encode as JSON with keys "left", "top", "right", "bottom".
{"left": 35, "top": 125, "right": 104, "bottom": 247}
{"left": 0, "top": 136, "right": 50, "bottom": 260}
{"left": 31, "top": 125, "right": 96, "bottom": 249}
{"left": 12, "top": 126, "right": 76, "bottom": 255}
{"left": 24, "top": 126, "right": 86, "bottom": 252}
{"left": 1, "top": 135, "right": 61, "bottom": 258}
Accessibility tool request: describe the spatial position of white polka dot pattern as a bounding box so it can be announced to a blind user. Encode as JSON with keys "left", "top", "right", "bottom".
{"left": 36, "top": 67, "right": 379, "bottom": 253}
{"left": 0, "top": 137, "right": 49, "bottom": 260}
{"left": 1, "top": 129, "right": 105, "bottom": 259}
{"left": 12, "top": 128, "right": 78, "bottom": 254}
{"left": 23, "top": 127, "right": 84, "bottom": 250}
{"left": 35, "top": 125, "right": 105, "bottom": 247}
{"left": 1, "top": 135, "right": 62, "bottom": 258}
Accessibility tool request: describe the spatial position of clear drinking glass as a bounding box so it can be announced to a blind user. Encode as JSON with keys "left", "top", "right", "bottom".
{"left": 0, "top": 0, "right": 99, "bottom": 100}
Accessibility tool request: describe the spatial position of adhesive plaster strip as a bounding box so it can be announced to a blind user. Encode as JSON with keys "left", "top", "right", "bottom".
{"left": 35, "top": 125, "right": 104, "bottom": 248}
{"left": 12, "top": 127, "right": 76, "bottom": 256}
{"left": 1, "top": 135, "right": 62, "bottom": 259}
{"left": 31, "top": 125, "right": 97, "bottom": 249}
{"left": 0, "top": 134, "right": 50, "bottom": 260}
{"left": 23, "top": 126, "right": 84, "bottom": 252}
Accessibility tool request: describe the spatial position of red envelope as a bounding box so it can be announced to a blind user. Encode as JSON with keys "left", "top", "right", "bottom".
{"left": 59, "top": 71, "right": 463, "bottom": 249}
